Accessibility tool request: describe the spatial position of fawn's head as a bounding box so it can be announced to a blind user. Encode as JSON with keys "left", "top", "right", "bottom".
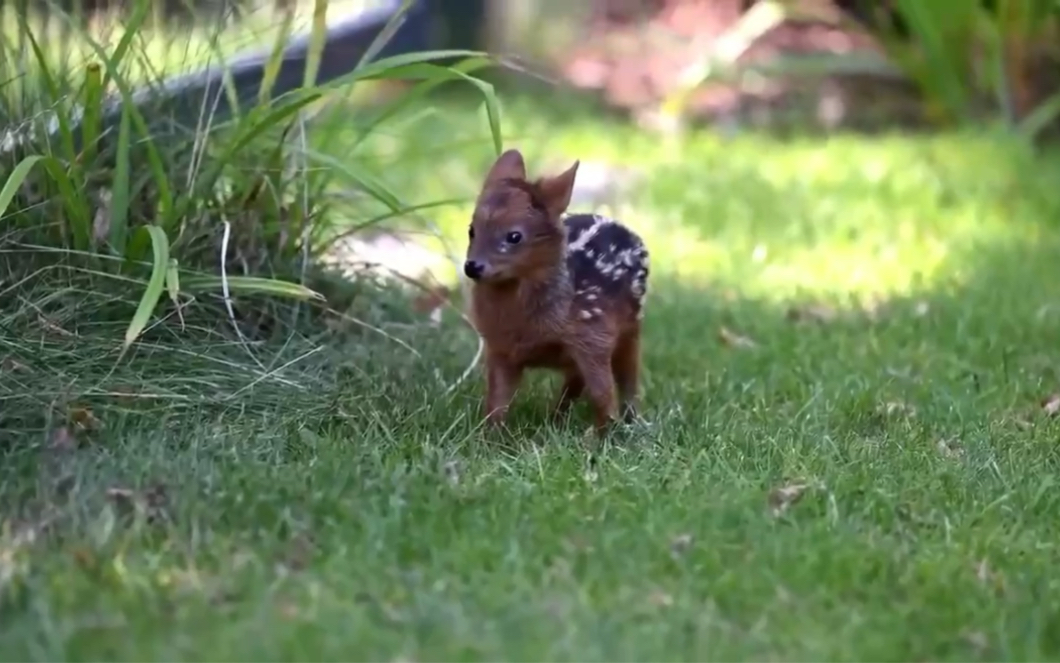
{"left": 464, "top": 149, "right": 579, "bottom": 284}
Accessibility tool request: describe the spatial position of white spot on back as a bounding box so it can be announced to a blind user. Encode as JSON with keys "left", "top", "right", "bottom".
{"left": 567, "top": 215, "right": 612, "bottom": 255}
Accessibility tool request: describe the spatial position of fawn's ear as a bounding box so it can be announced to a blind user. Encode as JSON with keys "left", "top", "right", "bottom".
{"left": 536, "top": 160, "right": 579, "bottom": 218}
{"left": 483, "top": 149, "right": 527, "bottom": 186}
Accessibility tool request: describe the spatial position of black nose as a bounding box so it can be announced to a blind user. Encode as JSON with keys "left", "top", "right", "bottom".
{"left": 463, "top": 260, "right": 485, "bottom": 279}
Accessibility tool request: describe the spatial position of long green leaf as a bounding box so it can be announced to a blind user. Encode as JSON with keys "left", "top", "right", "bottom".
{"left": 337, "top": 49, "right": 500, "bottom": 84}
{"left": 182, "top": 275, "right": 325, "bottom": 301}
{"left": 0, "top": 156, "right": 44, "bottom": 218}
{"left": 123, "top": 225, "right": 170, "bottom": 352}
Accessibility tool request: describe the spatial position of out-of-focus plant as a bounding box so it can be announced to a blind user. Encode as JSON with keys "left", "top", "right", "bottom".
{"left": 653, "top": 0, "right": 1060, "bottom": 142}
{"left": 868, "top": 0, "right": 1060, "bottom": 137}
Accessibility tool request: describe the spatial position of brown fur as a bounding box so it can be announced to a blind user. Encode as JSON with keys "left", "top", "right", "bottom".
{"left": 465, "top": 149, "right": 645, "bottom": 435}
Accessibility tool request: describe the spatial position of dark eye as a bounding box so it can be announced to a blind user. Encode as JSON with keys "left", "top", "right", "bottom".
{"left": 506, "top": 231, "right": 523, "bottom": 244}
{"left": 468, "top": 226, "right": 475, "bottom": 239}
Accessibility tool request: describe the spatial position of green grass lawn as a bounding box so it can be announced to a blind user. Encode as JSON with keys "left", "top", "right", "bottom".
{"left": 5, "top": 92, "right": 1060, "bottom": 661}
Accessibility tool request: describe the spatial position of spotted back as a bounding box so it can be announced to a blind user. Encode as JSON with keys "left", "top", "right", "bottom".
{"left": 564, "top": 213, "right": 650, "bottom": 321}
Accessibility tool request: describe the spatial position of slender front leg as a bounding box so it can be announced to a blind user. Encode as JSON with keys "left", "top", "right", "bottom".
{"left": 485, "top": 355, "right": 523, "bottom": 427}
{"left": 612, "top": 327, "right": 641, "bottom": 423}
{"left": 570, "top": 345, "right": 618, "bottom": 435}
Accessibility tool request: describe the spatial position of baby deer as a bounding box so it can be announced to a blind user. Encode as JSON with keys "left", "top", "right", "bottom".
{"left": 464, "top": 148, "right": 650, "bottom": 434}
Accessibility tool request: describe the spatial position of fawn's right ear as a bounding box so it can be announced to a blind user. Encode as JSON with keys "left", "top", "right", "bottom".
{"left": 483, "top": 149, "right": 527, "bottom": 186}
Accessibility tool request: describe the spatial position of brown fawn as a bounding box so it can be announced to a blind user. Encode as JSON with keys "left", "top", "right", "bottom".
{"left": 464, "top": 148, "right": 650, "bottom": 434}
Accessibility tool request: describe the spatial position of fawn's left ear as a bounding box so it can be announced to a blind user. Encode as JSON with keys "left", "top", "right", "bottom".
{"left": 536, "top": 160, "right": 579, "bottom": 218}
{"left": 483, "top": 149, "right": 527, "bottom": 186}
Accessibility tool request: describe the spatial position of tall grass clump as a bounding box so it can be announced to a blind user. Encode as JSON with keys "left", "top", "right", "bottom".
{"left": 865, "top": 0, "right": 1060, "bottom": 140}
{"left": 0, "top": 0, "right": 504, "bottom": 446}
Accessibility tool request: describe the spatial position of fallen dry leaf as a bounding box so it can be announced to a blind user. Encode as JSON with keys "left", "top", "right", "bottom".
{"left": 768, "top": 483, "right": 810, "bottom": 517}
{"left": 858, "top": 295, "right": 889, "bottom": 322}
{"left": 774, "top": 584, "right": 794, "bottom": 604}
{"left": 877, "top": 400, "right": 916, "bottom": 417}
{"left": 785, "top": 303, "right": 837, "bottom": 324}
{"left": 718, "top": 326, "right": 756, "bottom": 349}
{"left": 669, "top": 533, "right": 693, "bottom": 559}
{"left": 48, "top": 426, "right": 77, "bottom": 452}
{"left": 108, "top": 385, "right": 140, "bottom": 405}
{"left": 106, "top": 482, "right": 169, "bottom": 522}
{"left": 647, "top": 588, "right": 674, "bottom": 608}
{"left": 973, "top": 558, "right": 1006, "bottom": 595}
{"left": 69, "top": 406, "right": 103, "bottom": 432}
{"left": 936, "top": 438, "right": 964, "bottom": 459}
{"left": 37, "top": 313, "right": 73, "bottom": 337}
{"left": 278, "top": 601, "right": 300, "bottom": 620}
{"left": 70, "top": 545, "right": 99, "bottom": 571}
{"left": 1, "top": 356, "right": 28, "bottom": 373}
{"left": 1010, "top": 414, "right": 1035, "bottom": 430}
{"left": 106, "top": 487, "right": 136, "bottom": 505}
{"left": 1042, "top": 394, "right": 1060, "bottom": 416}
{"left": 442, "top": 459, "right": 461, "bottom": 486}
{"left": 93, "top": 189, "right": 112, "bottom": 247}
{"left": 974, "top": 558, "right": 992, "bottom": 584}
{"left": 961, "top": 629, "right": 989, "bottom": 654}
{"left": 280, "top": 534, "right": 315, "bottom": 572}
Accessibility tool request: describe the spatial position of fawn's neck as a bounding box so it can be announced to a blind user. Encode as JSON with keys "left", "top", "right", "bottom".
{"left": 473, "top": 261, "right": 573, "bottom": 336}
{"left": 519, "top": 261, "right": 572, "bottom": 312}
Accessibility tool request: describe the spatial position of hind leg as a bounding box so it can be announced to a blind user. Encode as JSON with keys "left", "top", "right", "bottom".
{"left": 612, "top": 327, "right": 641, "bottom": 423}
{"left": 551, "top": 370, "right": 584, "bottom": 422}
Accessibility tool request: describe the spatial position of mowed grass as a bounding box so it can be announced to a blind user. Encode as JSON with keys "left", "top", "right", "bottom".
{"left": 5, "top": 93, "right": 1060, "bottom": 661}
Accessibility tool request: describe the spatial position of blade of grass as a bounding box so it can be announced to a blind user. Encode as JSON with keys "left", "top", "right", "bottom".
{"left": 302, "top": 0, "right": 329, "bottom": 89}
{"left": 353, "top": 0, "right": 418, "bottom": 72}
{"left": 345, "top": 60, "right": 493, "bottom": 151}
{"left": 302, "top": 149, "right": 404, "bottom": 213}
{"left": 122, "top": 224, "right": 170, "bottom": 353}
{"left": 258, "top": 10, "right": 296, "bottom": 106}
{"left": 99, "top": 0, "right": 152, "bottom": 91}
{"left": 78, "top": 33, "right": 174, "bottom": 223}
{"left": 19, "top": 17, "right": 78, "bottom": 162}
{"left": 38, "top": 157, "right": 92, "bottom": 250}
{"left": 1017, "top": 91, "right": 1060, "bottom": 142}
{"left": 182, "top": 275, "right": 325, "bottom": 301}
{"left": 351, "top": 59, "right": 502, "bottom": 155}
{"left": 80, "top": 62, "right": 103, "bottom": 165}
{"left": 109, "top": 102, "right": 133, "bottom": 256}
